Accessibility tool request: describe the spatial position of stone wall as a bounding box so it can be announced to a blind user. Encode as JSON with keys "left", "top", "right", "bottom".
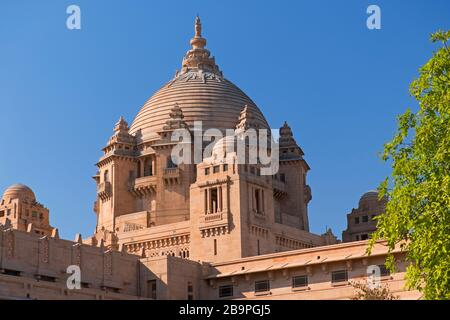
{"left": 0, "top": 226, "right": 143, "bottom": 300}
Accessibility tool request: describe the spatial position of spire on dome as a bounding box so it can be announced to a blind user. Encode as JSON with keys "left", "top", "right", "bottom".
{"left": 279, "top": 121, "right": 304, "bottom": 159}
{"left": 235, "top": 105, "right": 260, "bottom": 132}
{"left": 190, "top": 15, "right": 206, "bottom": 49}
{"left": 114, "top": 116, "right": 129, "bottom": 133}
{"left": 163, "top": 103, "right": 188, "bottom": 131}
{"left": 180, "top": 16, "right": 222, "bottom": 76}
{"left": 195, "top": 15, "right": 202, "bottom": 38}
{"left": 104, "top": 116, "right": 135, "bottom": 152}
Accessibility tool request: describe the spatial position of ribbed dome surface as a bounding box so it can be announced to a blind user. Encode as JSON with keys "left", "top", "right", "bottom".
{"left": 129, "top": 74, "right": 269, "bottom": 142}
{"left": 359, "top": 190, "right": 379, "bottom": 206}
{"left": 2, "top": 184, "right": 36, "bottom": 201}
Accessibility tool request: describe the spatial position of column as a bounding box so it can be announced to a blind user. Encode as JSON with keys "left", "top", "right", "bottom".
{"left": 207, "top": 188, "right": 211, "bottom": 214}
{"left": 218, "top": 186, "right": 222, "bottom": 212}
{"left": 140, "top": 160, "right": 144, "bottom": 178}
{"left": 152, "top": 157, "right": 156, "bottom": 176}
{"left": 204, "top": 189, "right": 208, "bottom": 214}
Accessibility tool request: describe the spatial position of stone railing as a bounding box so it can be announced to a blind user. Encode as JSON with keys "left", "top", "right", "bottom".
{"left": 164, "top": 167, "right": 179, "bottom": 176}
{"left": 199, "top": 211, "right": 229, "bottom": 237}
{"left": 128, "top": 176, "right": 157, "bottom": 197}
{"left": 272, "top": 178, "right": 287, "bottom": 199}
{"left": 163, "top": 167, "right": 180, "bottom": 184}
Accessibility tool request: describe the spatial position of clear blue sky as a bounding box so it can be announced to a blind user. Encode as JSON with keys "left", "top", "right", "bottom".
{"left": 0, "top": 0, "right": 449, "bottom": 240}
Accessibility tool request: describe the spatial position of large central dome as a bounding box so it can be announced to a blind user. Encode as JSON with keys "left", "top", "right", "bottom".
{"left": 129, "top": 17, "right": 269, "bottom": 142}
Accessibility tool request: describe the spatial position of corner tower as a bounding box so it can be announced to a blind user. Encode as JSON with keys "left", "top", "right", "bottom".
{"left": 0, "top": 184, "right": 56, "bottom": 236}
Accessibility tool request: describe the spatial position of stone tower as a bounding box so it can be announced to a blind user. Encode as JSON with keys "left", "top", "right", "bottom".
{"left": 342, "top": 190, "right": 387, "bottom": 242}
{"left": 0, "top": 184, "right": 56, "bottom": 236}
{"left": 89, "top": 16, "right": 336, "bottom": 260}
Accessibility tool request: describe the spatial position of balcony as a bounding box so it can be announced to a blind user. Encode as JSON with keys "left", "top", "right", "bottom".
{"left": 199, "top": 211, "right": 229, "bottom": 237}
{"left": 304, "top": 185, "right": 312, "bottom": 203}
{"left": 97, "top": 182, "right": 112, "bottom": 201}
{"left": 163, "top": 167, "right": 180, "bottom": 184}
{"left": 93, "top": 200, "right": 99, "bottom": 214}
{"left": 128, "top": 176, "right": 157, "bottom": 197}
{"left": 272, "top": 179, "right": 287, "bottom": 199}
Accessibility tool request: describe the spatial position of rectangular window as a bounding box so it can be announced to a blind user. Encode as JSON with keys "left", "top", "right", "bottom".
{"left": 3, "top": 269, "right": 21, "bottom": 277}
{"left": 255, "top": 280, "right": 270, "bottom": 293}
{"left": 292, "top": 275, "right": 308, "bottom": 288}
{"left": 362, "top": 215, "right": 369, "bottom": 223}
{"left": 38, "top": 275, "right": 56, "bottom": 282}
{"left": 223, "top": 164, "right": 228, "bottom": 171}
{"left": 147, "top": 280, "right": 157, "bottom": 299}
{"left": 361, "top": 234, "right": 369, "bottom": 240}
{"left": 331, "top": 270, "right": 348, "bottom": 284}
{"left": 379, "top": 265, "right": 390, "bottom": 277}
{"left": 280, "top": 173, "right": 286, "bottom": 183}
{"left": 0, "top": 210, "right": 4, "bottom": 217}
{"left": 219, "top": 285, "right": 233, "bottom": 298}
{"left": 187, "top": 282, "right": 194, "bottom": 300}
{"left": 255, "top": 189, "right": 260, "bottom": 213}
{"left": 213, "top": 165, "right": 220, "bottom": 173}
{"left": 354, "top": 217, "right": 360, "bottom": 224}
{"left": 214, "top": 239, "right": 217, "bottom": 256}
{"left": 205, "top": 167, "right": 210, "bottom": 175}
{"left": 210, "top": 188, "right": 218, "bottom": 213}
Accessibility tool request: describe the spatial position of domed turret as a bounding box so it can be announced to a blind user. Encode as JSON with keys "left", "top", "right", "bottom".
{"left": 0, "top": 184, "right": 54, "bottom": 236}
{"left": 358, "top": 190, "right": 381, "bottom": 207}
{"left": 2, "top": 184, "right": 36, "bottom": 202}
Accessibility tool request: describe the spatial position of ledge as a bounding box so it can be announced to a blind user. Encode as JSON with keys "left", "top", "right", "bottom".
{"left": 331, "top": 281, "right": 350, "bottom": 287}
{"left": 254, "top": 291, "right": 271, "bottom": 297}
{"left": 292, "top": 286, "right": 310, "bottom": 292}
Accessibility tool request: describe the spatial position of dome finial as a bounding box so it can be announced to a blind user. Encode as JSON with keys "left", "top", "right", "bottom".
{"left": 190, "top": 15, "right": 206, "bottom": 50}
{"left": 179, "top": 17, "right": 222, "bottom": 76}
{"left": 195, "top": 15, "right": 202, "bottom": 37}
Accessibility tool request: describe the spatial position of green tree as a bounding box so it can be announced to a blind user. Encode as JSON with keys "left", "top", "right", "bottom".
{"left": 369, "top": 31, "right": 450, "bottom": 300}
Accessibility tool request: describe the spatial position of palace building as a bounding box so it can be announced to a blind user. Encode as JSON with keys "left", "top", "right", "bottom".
{"left": 0, "top": 17, "right": 420, "bottom": 300}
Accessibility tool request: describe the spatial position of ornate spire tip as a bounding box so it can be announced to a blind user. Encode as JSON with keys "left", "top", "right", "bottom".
{"left": 195, "top": 15, "right": 202, "bottom": 37}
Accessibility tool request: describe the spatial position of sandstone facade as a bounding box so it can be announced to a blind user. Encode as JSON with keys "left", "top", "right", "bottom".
{"left": 0, "top": 17, "right": 420, "bottom": 300}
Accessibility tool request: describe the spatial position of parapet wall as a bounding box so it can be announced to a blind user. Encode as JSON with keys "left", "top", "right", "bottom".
{"left": 0, "top": 225, "right": 143, "bottom": 299}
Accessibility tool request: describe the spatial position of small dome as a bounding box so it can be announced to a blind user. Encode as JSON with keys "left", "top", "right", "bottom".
{"left": 361, "top": 190, "right": 378, "bottom": 199}
{"left": 359, "top": 190, "right": 379, "bottom": 206}
{"left": 2, "top": 184, "right": 36, "bottom": 202}
{"left": 210, "top": 135, "right": 236, "bottom": 161}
